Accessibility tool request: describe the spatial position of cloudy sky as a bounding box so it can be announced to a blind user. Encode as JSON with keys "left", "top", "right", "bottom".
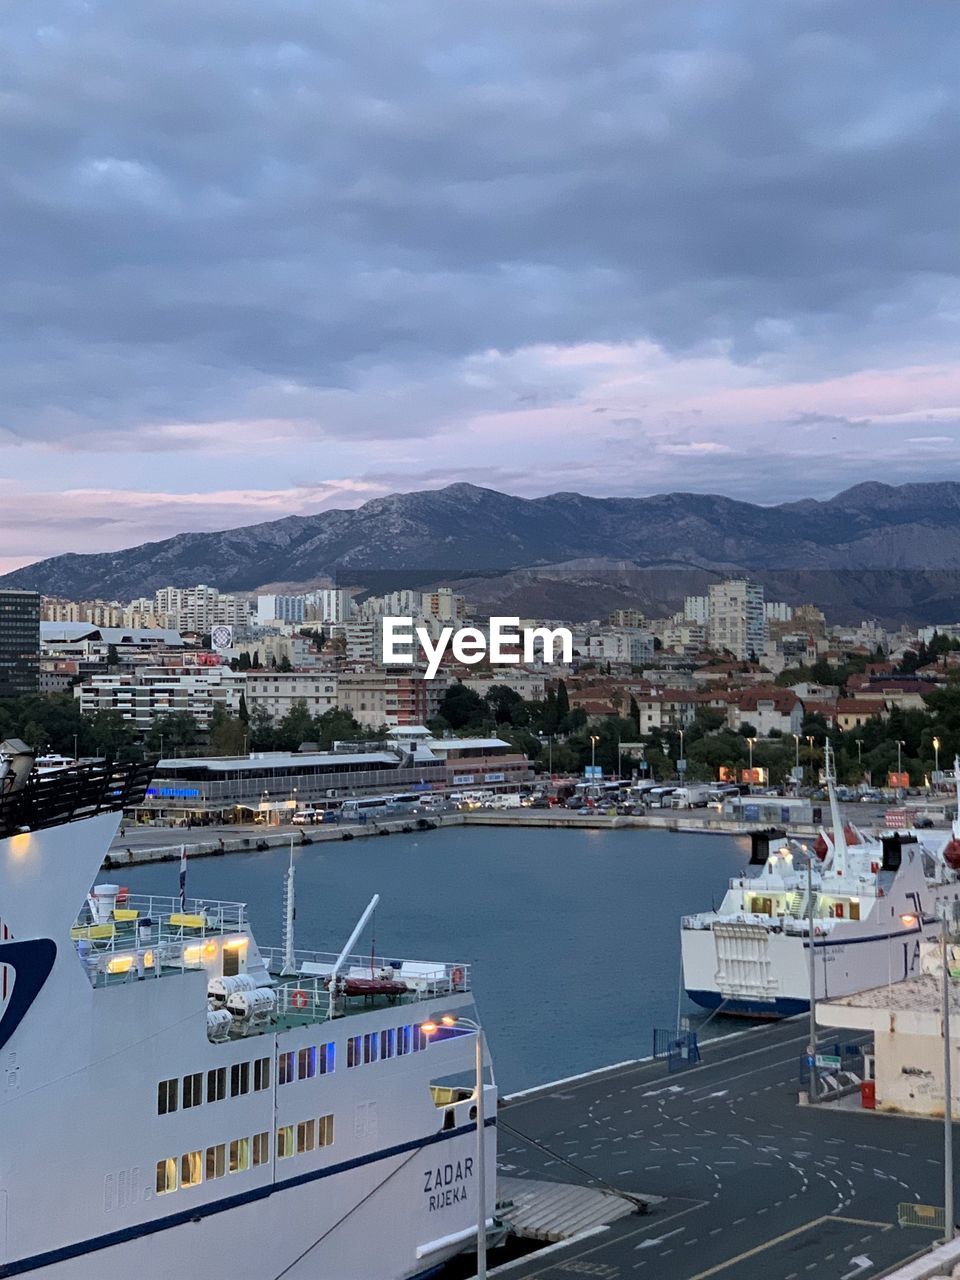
{"left": 1, "top": 0, "right": 958, "bottom": 570}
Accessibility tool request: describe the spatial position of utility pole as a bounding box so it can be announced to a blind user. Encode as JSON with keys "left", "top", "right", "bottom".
{"left": 944, "top": 910, "right": 955, "bottom": 1242}
{"left": 807, "top": 855, "right": 818, "bottom": 1104}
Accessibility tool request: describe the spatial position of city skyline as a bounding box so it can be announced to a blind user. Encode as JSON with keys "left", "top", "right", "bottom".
{"left": 0, "top": 1, "right": 958, "bottom": 572}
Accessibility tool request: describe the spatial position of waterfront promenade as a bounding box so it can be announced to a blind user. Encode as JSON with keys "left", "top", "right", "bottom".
{"left": 105, "top": 801, "right": 929, "bottom": 866}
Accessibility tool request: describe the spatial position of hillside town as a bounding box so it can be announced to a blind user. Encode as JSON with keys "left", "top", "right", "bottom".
{"left": 2, "top": 578, "right": 960, "bottom": 817}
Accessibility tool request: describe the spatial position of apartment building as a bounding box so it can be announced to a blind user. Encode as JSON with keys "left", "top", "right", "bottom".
{"left": 306, "top": 589, "right": 353, "bottom": 625}
{"left": 230, "top": 634, "right": 322, "bottom": 670}
{"left": 725, "top": 687, "right": 804, "bottom": 736}
{"left": 608, "top": 609, "right": 646, "bottom": 628}
{"left": 75, "top": 663, "right": 245, "bottom": 735}
{"left": 154, "top": 584, "right": 251, "bottom": 633}
{"left": 461, "top": 669, "right": 547, "bottom": 701}
{"left": 256, "top": 594, "right": 306, "bottom": 625}
{"left": 586, "top": 629, "right": 655, "bottom": 666}
{"left": 707, "top": 579, "right": 767, "bottom": 660}
{"left": 337, "top": 669, "right": 450, "bottom": 728}
{"left": 41, "top": 597, "right": 125, "bottom": 627}
{"left": 244, "top": 671, "right": 338, "bottom": 721}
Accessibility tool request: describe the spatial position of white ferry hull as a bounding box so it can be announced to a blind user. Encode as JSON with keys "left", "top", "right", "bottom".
{"left": 8, "top": 1120, "right": 496, "bottom": 1280}
{"left": 0, "top": 796, "right": 498, "bottom": 1280}
{"left": 682, "top": 912, "right": 944, "bottom": 1018}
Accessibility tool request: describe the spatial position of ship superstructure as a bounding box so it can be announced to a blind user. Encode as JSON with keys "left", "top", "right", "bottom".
{"left": 681, "top": 746, "right": 960, "bottom": 1017}
{"left": 0, "top": 745, "right": 495, "bottom": 1279}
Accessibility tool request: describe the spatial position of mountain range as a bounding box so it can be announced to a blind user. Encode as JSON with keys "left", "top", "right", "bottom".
{"left": 5, "top": 480, "right": 960, "bottom": 623}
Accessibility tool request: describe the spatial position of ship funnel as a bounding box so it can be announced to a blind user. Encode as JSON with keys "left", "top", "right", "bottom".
{"left": 0, "top": 739, "right": 36, "bottom": 797}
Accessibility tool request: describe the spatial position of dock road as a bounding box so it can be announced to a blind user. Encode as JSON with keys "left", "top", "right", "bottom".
{"left": 495, "top": 1019, "right": 949, "bottom": 1280}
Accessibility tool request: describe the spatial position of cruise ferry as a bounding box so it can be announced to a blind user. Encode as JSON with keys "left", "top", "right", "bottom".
{"left": 0, "top": 744, "right": 495, "bottom": 1279}
{"left": 681, "top": 746, "right": 960, "bottom": 1017}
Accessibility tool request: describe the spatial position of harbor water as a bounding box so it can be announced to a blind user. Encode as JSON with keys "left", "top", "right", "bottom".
{"left": 120, "top": 824, "right": 750, "bottom": 1090}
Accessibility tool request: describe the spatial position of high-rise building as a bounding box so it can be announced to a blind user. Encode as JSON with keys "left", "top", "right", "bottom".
{"left": 154, "top": 585, "right": 251, "bottom": 633}
{"left": 308, "top": 589, "right": 353, "bottom": 625}
{"left": 0, "top": 590, "right": 40, "bottom": 696}
{"left": 707, "top": 579, "right": 766, "bottom": 660}
{"left": 256, "top": 594, "right": 306, "bottom": 625}
{"left": 684, "top": 596, "right": 709, "bottom": 625}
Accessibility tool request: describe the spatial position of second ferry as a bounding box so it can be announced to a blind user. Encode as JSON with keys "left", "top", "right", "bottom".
{"left": 681, "top": 744, "right": 960, "bottom": 1016}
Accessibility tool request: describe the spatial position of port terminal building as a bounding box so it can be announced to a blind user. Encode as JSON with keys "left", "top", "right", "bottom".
{"left": 134, "top": 726, "right": 531, "bottom": 822}
{"left": 818, "top": 940, "right": 960, "bottom": 1116}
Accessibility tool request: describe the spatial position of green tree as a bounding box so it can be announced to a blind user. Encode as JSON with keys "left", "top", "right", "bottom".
{"left": 437, "top": 683, "right": 486, "bottom": 731}
{"left": 145, "top": 712, "right": 199, "bottom": 756}
{"left": 556, "top": 680, "right": 570, "bottom": 727}
{"left": 275, "top": 700, "right": 316, "bottom": 752}
{"left": 208, "top": 704, "right": 246, "bottom": 756}
{"left": 486, "top": 685, "right": 526, "bottom": 726}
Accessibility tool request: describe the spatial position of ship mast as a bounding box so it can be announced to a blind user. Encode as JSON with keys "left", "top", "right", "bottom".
{"left": 824, "top": 739, "right": 848, "bottom": 878}
{"left": 281, "top": 837, "right": 297, "bottom": 976}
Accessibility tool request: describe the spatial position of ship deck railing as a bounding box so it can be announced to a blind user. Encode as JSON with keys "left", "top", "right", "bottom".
{"left": 72, "top": 894, "right": 249, "bottom": 986}
{"left": 260, "top": 948, "right": 472, "bottom": 1024}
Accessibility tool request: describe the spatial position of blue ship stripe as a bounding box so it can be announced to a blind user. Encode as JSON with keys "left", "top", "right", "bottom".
{"left": 0, "top": 1117, "right": 497, "bottom": 1277}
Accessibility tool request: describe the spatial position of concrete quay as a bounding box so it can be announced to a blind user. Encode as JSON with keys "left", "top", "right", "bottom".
{"left": 462, "top": 810, "right": 822, "bottom": 837}
{"left": 103, "top": 812, "right": 465, "bottom": 868}
{"left": 490, "top": 1018, "right": 955, "bottom": 1280}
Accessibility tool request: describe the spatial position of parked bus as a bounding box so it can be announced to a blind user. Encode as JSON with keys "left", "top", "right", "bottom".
{"left": 340, "top": 797, "right": 390, "bottom": 818}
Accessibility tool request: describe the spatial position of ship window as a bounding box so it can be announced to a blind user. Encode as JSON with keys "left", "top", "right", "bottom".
{"left": 230, "top": 1137, "right": 250, "bottom": 1173}
{"left": 297, "top": 1119, "right": 316, "bottom": 1153}
{"left": 155, "top": 1157, "right": 177, "bottom": 1195}
{"left": 182, "top": 1072, "right": 203, "bottom": 1109}
{"left": 363, "top": 1033, "right": 378, "bottom": 1065}
{"left": 278, "top": 1051, "right": 295, "bottom": 1085}
{"left": 180, "top": 1151, "right": 202, "bottom": 1188}
{"left": 223, "top": 947, "right": 240, "bottom": 978}
{"left": 298, "top": 1046, "right": 317, "bottom": 1080}
{"left": 207, "top": 1067, "right": 226, "bottom": 1103}
{"left": 319, "top": 1042, "right": 335, "bottom": 1075}
{"left": 206, "top": 1144, "right": 225, "bottom": 1180}
{"left": 346, "top": 1035, "right": 361, "bottom": 1069}
{"left": 318, "top": 1114, "right": 334, "bottom": 1148}
{"left": 380, "top": 1028, "right": 395, "bottom": 1059}
{"left": 254, "top": 1057, "right": 271, "bottom": 1091}
{"left": 277, "top": 1126, "right": 294, "bottom": 1159}
{"left": 253, "top": 1132, "right": 270, "bottom": 1166}
{"left": 396, "top": 1025, "right": 410, "bottom": 1056}
{"left": 231, "top": 1062, "right": 250, "bottom": 1097}
{"left": 157, "top": 1078, "right": 178, "bottom": 1115}
{"left": 849, "top": 901, "right": 861, "bottom": 921}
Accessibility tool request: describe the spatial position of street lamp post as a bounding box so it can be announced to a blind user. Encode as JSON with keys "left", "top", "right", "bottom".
{"left": 423, "top": 1016, "right": 488, "bottom": 1277}
{"left": 806, "top": 855, "right": 818, "bottom": 1105}
{"left": 806, "top": 735, "right": 815, "bottom": 786}
{"left": 590, "top": 734, "right": 599, "bottom": 777}
{"left": 747, "top": 736, "right": 756, "bottom": 779}
{"left": 934, "top": 736, "right": 942, "bottom": 784}
{"left": 945, "top": 913, "right": 955, "bottom": 1242}
{"left": 855, "top": 739, "right": 863, "bottom": 767}
{"left": 678, "top": 728, "right": 685, "bottom": 777}
{"left": 895, "top": 739, "right": 905, "bottom": 784}
{"left": 793, "top": 733, "right": 801, "bottom": 790}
